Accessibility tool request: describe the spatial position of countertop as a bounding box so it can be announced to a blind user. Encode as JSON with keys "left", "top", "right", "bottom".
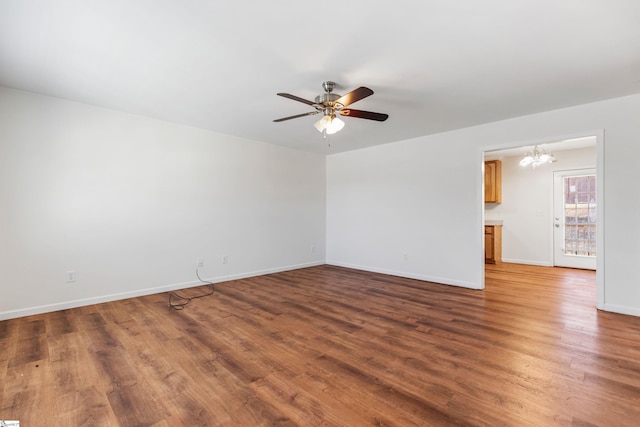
{"left": 485, "top": 220, "right": 503, "bottom": 226}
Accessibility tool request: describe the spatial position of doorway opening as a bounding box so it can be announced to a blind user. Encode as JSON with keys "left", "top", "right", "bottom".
{"left": 481, "top": 133, "right": 603, "bottom": 309}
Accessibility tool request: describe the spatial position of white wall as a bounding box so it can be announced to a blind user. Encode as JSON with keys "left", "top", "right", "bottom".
{"left": 4, "top": 87, "right": 640, "bottom": 320}
{"left": 486, "top": 147, "right": 596, "bottom": 265}
{"left": 327, "top": 93, "right": 640, "bottom": 316}
{"left": 0, "top": 87, "right": 326, "bottom": 320}
{"left": 327, "top": 139, "right": 481, "bottom": 289}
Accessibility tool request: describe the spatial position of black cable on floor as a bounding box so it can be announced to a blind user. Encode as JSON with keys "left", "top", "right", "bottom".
{"left": 168, "top": 268, "right": 215, "bottom": 310}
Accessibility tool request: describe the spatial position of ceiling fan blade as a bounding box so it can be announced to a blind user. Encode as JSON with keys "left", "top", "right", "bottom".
{"left": 335, "top": 87, "right": 374, "bottom": 107}
{"left": 277, "top": 93, "right": 316, "bottom": 106}
{"left": 273, "top": 111, "right": 320, "bottom": 122}
{"left": 339, "top": 109, "right": 389, "bottom": 122}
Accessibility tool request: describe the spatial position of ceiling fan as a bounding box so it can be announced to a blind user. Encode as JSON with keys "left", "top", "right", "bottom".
{"left": 273, "top": 81, "right": 389, "bottom": 135}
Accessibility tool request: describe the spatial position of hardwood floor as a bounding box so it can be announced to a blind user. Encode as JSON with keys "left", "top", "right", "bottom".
{"left": 2, "top": 263, "right": 640, "bottom": 426}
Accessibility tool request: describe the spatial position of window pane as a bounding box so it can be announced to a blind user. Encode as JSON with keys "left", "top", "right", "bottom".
{"left": 564, "top": 175, "right": 596, "bottom": 257}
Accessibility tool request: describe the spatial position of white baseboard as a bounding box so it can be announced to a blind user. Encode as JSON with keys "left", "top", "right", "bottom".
{"left": 326, "top": 260, "right": 482, "bottom": 290}
{"left": 0, "top": 261, "right": 324, "bottom": 321}
{"left": 501, "top": 258, "right": 553, "bottom": 267}
{"left": 601, "top": 303, "right": 640, "bottom": 317}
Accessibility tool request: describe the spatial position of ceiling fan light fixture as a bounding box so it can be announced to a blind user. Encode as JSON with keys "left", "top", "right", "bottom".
{"left": 313, "top": 115, "right": 332, "bottom": 132}
{"left": 326, "top": 116, "right": 345, "bottom": 134}
{"left": 313, "top": 115, "right": 344, "bottom": 134}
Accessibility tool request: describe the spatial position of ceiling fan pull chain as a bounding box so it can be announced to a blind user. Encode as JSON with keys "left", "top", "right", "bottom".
{"left": 322, "top": 129, "right": 332, "bottom": 147}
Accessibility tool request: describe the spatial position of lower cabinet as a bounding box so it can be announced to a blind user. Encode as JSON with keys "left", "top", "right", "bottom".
{"left": 485, "top": 225, "right": 502, "bottom": 264}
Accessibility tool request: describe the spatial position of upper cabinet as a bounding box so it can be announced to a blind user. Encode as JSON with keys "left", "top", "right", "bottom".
{"left": 484, "top": 160, "right": 502, "bottom": 203}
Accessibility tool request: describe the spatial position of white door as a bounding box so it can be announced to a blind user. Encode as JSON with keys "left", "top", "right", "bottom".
{"left": 553, "top": 169, "right": 596, "bottom": 270}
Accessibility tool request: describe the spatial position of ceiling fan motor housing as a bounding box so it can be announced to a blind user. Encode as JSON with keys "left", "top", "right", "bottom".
{"left": 315, "top": 92, "right": 341, "bottom": 106}
{"left": 315, "top": 81, "right": 343, "bottom": 113}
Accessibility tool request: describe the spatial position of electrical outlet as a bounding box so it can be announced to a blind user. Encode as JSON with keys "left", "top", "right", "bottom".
{"left": 222, "top": 255, "right": 228, "bottom": 264}
{"left": 197, "top": 258, "right": 205, "bottom": 268}
{"left": 311, "top": 245, "right": 316, "bottom": 253}
{"left": 403, "top": 253, "right": 409, "bottom": 261}
{"left": 66, "top": 270, "right": 77, "bottom": 283}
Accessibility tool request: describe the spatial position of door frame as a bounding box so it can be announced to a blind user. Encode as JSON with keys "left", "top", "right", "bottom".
{"left": 480, "top": 130, "right": 604, "bottom": 310}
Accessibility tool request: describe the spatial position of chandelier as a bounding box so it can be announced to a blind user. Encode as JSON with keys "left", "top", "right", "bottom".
{"left": 519, "top": 145, "right": 556, "bottom": 168}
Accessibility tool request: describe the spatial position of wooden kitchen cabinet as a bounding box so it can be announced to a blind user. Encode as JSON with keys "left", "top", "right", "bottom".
{"left": 485, "top": 225, "right": 502, "bottom": 264}
{"left": 484, "top": 160, "right": 502, "bottom": 203}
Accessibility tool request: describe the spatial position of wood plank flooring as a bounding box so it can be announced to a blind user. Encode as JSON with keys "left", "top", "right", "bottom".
{"left": 2, "top": 263, "right": 640, "bottom": 426}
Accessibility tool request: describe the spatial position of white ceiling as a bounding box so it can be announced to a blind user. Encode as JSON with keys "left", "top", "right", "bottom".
{"left": 1, "top": 1, "right": 639, "bottom": 154}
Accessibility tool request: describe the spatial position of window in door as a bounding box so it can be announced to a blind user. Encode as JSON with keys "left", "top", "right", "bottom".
{"left": 562, "top": 174, "right": 596, "bottom": 257}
